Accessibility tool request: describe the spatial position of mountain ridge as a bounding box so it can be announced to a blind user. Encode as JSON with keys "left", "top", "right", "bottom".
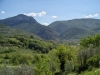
{"left": 0, "top": 14, "right": 100, "bottom": 41}
{"left": 0, "top": 14, "right": 59, "bottom": 40}
{"left": 48, "top": 18, "right": 100, "bottom": 34}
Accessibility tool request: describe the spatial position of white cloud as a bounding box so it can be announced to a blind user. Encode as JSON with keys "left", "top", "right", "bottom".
{"left": 24, "top": 12, "right": 37, "bottom": 17}
{"left": 37, "top": 11, "right": 46, "bottom": 17}
{"left": 94, "top": 14, "right": 99, "bottom": 17}
{"left": 52, "top": 16, "right": 58, "bottom": 18}
{"left": 42, "top": 23, "right": 49, "bottom": 26}
{"left": 83, "top": 14, "right": 99, "bottom": 18}
{"left": 24, "top": 11, "right": 46, "bottom": 17}
{"left": 1, "top": 11, "right": 5, "bottom": 14}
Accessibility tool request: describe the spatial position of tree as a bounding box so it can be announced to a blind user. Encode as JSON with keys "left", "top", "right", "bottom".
{"left": 80, "top": 34, "right": 100, "bottom": 47}
{"left": 49, "top": 45, "right": 75, "bottom": 74}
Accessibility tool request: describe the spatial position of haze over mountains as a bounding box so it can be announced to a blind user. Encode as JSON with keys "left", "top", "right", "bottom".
{"left": 0, "top": 14, "right": 100, "bottom": 41}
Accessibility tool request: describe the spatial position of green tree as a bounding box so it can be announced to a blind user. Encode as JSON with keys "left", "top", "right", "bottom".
{"left": 80, "top": 34, "right": 100, "bottom": 47}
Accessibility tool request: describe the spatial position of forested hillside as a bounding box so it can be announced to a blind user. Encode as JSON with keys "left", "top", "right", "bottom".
{"left": 0, "top": 23, "right": 31, "bottom": 36}
{"left": 0, "top": 34, "right": 100, "bottom": 75}
{"left": 49, "top": 18, "right": 100, "bottom": 34}
{"left": 49, "top": 18, "right": 100, "bottom": 40}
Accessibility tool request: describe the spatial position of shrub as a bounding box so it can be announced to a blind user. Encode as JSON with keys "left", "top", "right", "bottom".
{"left": 15, "top": 64, "right": 34, "bottom": 75}
{"left": 0, "top": 66, "right": 14, "bottom": 75}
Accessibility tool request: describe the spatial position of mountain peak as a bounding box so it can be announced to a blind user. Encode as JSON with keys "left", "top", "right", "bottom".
{"left": 16, "top": 14, "right": 33, "bottom": 19}
{"left": 15, "top": 14, "right": 36, "bottom": 21}
{"left": 17, "top": 14, "right": 27, "bottom": 16}
{"left": 0, "top": 14, "right": 38, "bottom": 26}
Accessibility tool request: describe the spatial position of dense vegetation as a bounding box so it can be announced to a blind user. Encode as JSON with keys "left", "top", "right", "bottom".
{"left": 0, "top": 23, "right": 30, "bottom": 36}
{"left": 0, "top": 34, "right": 100, "bottom": 75}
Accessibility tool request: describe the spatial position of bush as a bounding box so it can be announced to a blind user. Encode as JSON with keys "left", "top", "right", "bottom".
{"left": 86, "top": 54, "right": 100, "bottom": 68}
{"left": 0, "top": 65, "right": 34, "bottom": 75}
{"left": 88, "top": 65, "right": 93, "bottom": 71}
{"left": 10, "top": 54, "right": 33, "bottom": 65}
{"left": 0, "top": 66, "right": 14, "bottom": 75}
{"left": 15, "top": 64, "right": 34, "bottom": 75}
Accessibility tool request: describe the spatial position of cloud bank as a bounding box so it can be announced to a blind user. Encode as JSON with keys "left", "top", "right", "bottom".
{"left": 24, "top": 11, "right": 46, "bottom": 17}
{"left": 83, "top": 14, "right": 99, "bottom": 18}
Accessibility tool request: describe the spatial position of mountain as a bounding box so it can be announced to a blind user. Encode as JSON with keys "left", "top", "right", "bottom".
{"left": 48, "top": 18, "right": 100, "bottom": 34}
{"left": 0, "top": 14, "right": 58, "bottom": 40}
{"left": 1, "top": 15, "right": 100, "bottom": 41}
{"left": 60, "top": 27, "right": 91, "bottom": 40}
{"left": 0, "top": 23, "right": 42, "bottom": 40}
{"left": 0, "top": 23, "right": 30, "bottom": 36}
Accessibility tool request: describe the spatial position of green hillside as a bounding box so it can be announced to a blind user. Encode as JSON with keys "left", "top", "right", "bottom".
{"left": 0, "top": 23, "right": 31, "bottom": 36}
{"left": 60, "top": 27, "right": 91, "bottom": 40}
{"left": 49, "top": 18, "right": 100, "bottom": 34}
{"left": 0, "top": 34, "right": 100, "bottom": 75}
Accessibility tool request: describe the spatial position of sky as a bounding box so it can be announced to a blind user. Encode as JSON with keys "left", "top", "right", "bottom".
{"left": 0, "top": 0, "right": 100, "bottom": 26}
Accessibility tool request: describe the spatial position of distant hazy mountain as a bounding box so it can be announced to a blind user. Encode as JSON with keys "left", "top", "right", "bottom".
{"left": 49, "top": 18, "right": 100, "bottom": 34}
{"left": 0, "top": 14, "right": 59, "bottom": 40}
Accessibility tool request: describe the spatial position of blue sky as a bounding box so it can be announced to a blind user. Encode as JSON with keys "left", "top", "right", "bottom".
{"left": 0, "top": 0, "right": 100, "bottom": 25}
